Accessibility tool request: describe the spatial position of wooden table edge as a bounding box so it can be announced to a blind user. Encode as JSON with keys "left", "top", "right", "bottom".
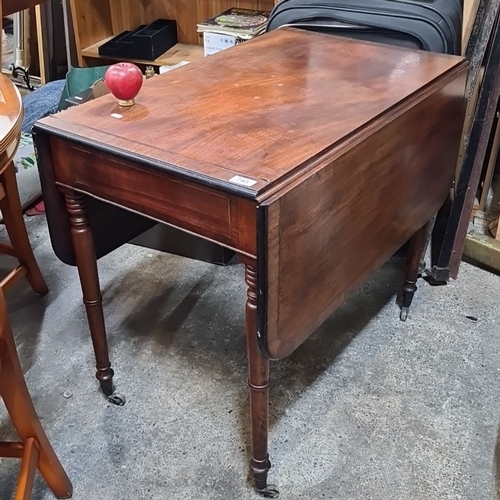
{"left": 257, "top": 58, "right": 470, "bottom": 204}
{"left": 35, "top": 58, "right": 468, "bottom": 206}
{"left": 0, "top": 76, "right": 23, "bottom": 154}
{"left": 33, "top": 120, "right": 260, "bottom": 201}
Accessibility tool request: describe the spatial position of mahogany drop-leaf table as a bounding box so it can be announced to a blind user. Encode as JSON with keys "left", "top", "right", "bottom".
{"left": 34, "top": 28, "right": 468, "bottom": 496}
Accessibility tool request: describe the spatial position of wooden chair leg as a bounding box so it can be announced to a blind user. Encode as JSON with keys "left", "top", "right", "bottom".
{"left": 0, "top": 162, "right": 47, "bottom": 295}
{"left": 14, "top": 438, "right": 38, "bottom": 500}
{"left": 0, "top": 296, "right": 72, "bottom": 499}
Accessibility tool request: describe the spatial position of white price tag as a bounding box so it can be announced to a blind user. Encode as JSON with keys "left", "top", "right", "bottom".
{"left": 229, "top": 175, "right": 257, "bottom": 187}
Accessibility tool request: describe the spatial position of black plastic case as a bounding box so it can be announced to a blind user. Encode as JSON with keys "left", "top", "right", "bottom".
{"left": 98, "top": 19, "right": 178, "bottom": 61}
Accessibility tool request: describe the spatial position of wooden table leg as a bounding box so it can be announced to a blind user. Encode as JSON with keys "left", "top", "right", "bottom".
{"left": 64, "top": 190, "right": 114, "bottom": 396}
{"left": 244, "top": 263, "right": 279, "bottom": 498}
{"left": 400, "top": 219, "right": 433, "bottom": 321}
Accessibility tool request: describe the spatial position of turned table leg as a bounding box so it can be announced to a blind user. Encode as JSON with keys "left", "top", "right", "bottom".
{"left": 400, "top": 219, "right": 433, "bottom": 321}
{"left": 64, "top": 191, "right": 114, "bottom": 396}
{"left": 245, "top": 264, "right": 278, "bottom": 498}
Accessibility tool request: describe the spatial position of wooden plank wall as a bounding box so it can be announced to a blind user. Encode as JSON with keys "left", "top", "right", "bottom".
{"left": 463, "top": 0, "right": 480, "bottom": 51}
{"left": 69, "top": 0, "right": 113, "bottom": 56}
{"left": 2, "top": 0, "right": 50, "bottom": 16}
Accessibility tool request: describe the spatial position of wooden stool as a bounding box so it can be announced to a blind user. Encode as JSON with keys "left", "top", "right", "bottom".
{"left": 0, "top": 287, "right": 72, "bottom": 499}
{"left": 0, "top": 74, "right": 47, "bottom": 295}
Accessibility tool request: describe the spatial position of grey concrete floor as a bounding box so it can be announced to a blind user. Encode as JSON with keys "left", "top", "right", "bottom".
{"left": 0, "top": 215, "right": 499, "bottom": 500}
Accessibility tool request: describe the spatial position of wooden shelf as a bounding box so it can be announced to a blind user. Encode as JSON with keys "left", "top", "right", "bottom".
{"left": 81, "top": 38, "right": 204, "bottom": 66}
{"left": 70, "top": 0, "right": 275, "bottom": 67}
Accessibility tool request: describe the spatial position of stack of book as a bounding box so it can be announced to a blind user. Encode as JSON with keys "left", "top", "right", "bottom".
{"left": 197, "top": 8, "right": 270, "bottom": 56}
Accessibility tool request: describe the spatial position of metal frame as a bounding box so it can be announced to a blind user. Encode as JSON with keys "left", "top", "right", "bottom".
{"left": 429, "top": 0, "right": 500, "bottom": 280}
{"left": 2, "top": 4, "right": 52, "bottom": 89}
{"left": 10, "top": 9, "right": 35, "bottom": 89}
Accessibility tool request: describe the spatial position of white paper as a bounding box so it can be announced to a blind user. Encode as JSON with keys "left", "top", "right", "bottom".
{"left": 203, "top": 32, "right": 237, "bottom": 57}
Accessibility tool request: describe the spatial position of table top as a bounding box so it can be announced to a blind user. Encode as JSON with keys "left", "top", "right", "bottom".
{"left": 0, "top": 74, "right": 22, "bottom": 154}
{"left": 38, "top": 28, "right": 466, "bottom": 199}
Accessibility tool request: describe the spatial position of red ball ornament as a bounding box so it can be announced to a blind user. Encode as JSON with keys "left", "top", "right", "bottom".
{"left": 104, "top": 62, "right": 143, "bottom": 107}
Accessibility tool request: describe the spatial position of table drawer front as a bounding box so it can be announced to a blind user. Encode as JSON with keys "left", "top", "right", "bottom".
{"left": 50, "top": 139, "right": 256, "bottom": 255}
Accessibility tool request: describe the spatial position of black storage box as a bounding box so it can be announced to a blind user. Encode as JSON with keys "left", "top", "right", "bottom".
{"left": 99, "top": 19, "right": 178, "bottom": 61}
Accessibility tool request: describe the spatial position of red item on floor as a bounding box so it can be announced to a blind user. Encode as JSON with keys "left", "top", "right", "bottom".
{"left": 26, "top": 201, "right": 45, "bottom": 216}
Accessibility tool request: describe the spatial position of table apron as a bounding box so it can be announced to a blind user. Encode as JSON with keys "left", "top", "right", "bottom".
{"left": 49, "top": 138, "right": 257, "bottom": 258}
